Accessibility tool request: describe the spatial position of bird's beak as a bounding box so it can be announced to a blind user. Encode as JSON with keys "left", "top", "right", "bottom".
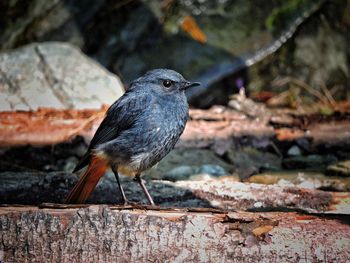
{"left": 182, "top": 81, "right": 201, "bottom": 90}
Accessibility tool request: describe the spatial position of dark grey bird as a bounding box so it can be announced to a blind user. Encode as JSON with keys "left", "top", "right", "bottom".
{"left": 65, "top": 69, "right": 200, "bottom": 205}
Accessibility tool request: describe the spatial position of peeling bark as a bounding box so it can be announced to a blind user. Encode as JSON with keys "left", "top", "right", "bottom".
{"left": 0, "top": 108, "right": 105, "bottom": 147}
{"left": 1, "top": 105, "right": 350, "bottom": 150}
{"left": 1, "top": 171, "right": 349, "bottom": 214}
{"left": 0, "top": 205, "right": 349, "bottom": 262}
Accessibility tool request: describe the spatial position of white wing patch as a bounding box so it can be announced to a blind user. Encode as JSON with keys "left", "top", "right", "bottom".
{"left": 128, "top": 127, "right": 160, "bottom": 170}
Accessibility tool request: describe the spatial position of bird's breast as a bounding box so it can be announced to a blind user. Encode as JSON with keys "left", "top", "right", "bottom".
{"left": 100, "top": 93, "right": 189, "bottom": 175}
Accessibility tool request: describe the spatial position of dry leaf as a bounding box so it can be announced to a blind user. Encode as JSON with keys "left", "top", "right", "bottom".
{"left": 252, "top": 225, "right": 274, "bottom": 237}
{"left": 181, "top": 15, "right": 207, "bottom": 44}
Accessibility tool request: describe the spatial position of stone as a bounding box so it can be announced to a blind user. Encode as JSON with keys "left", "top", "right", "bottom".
{"left": 227, "top": 147, "right": 281, "bottom": 179}
{"left": 163, "top": 166, "right": 195, "bottom": 181}
{"left": 163, "top": 164, "right": 229, "bottom": 182}
{"left": 282, "top": 154, "right": 337, "bottom": 169}
{"left": 326, "top": 160, "right": 350, "bottom": 177}
{"left": 0, "top": 42, "right": 124, "bottom": 111}
{"left": 287, "top": 145, "right": 302, "bottom": 156}
{"left": 145, "top": 148, "right": 233, "bottom": 180}
{"left": 197, "top": 164, "right": 227, "bottom": 176}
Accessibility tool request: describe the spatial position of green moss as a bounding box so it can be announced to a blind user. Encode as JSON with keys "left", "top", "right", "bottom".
{"left": 266, "top": 0, "right": 324, "bottom": 36}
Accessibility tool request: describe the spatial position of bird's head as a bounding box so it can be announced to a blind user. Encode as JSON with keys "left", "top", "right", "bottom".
{"left": 132, "top": 68, "right": 200, "bottom": 94}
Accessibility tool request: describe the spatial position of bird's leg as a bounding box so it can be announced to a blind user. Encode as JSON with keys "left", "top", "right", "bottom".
{"left": 111, "top": 165, "right": 129, "bottom": 205}
{"left": 134, "top": 174, "right": 155, "bottom": 206}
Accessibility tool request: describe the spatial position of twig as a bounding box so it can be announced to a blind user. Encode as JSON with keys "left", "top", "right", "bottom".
{"left": 320, "top": 82, "right": 336, "bottom": 107}
{"left": 0, "top": 160, "right": 42, "bottom": 172}
{"left": 270, "top": 141, "right": 283, "bottom": 159}
{"left": 272, "top": 77, "right": 329, "bottom": 105}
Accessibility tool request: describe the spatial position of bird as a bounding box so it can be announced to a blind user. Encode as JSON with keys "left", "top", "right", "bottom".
{"left": 65, "top": 69, "right": 200, "bottom": 205}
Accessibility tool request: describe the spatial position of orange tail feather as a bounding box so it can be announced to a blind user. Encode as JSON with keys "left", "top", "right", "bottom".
{"left": 65, "top": 155, "right": 108, "bottom": 204}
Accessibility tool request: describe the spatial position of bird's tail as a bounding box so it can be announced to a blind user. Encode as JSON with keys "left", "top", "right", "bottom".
{"left": 65, "top": 155, "right": 108, "bottom": 204}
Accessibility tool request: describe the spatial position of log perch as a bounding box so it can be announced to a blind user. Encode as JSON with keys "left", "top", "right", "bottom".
{"left": 1, "top": 171, "right": 350, "bottom": 262}
{"left": 1, "top": 171, "right": 349, "bottom": 214}
{"left": 1, "top": 205, "right": 350, "bottom": 262}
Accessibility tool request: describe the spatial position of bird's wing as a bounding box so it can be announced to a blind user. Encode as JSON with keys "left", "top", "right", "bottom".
{"left": 73, "top": 90, "right": 153, "bottom": 172}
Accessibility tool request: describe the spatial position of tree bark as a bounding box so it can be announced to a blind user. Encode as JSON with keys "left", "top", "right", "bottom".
{"left": 1, "top": 205, "right": 349, "bottom": 262}
{"left": 1, "top": 171, "right": 348, "bottom": 214}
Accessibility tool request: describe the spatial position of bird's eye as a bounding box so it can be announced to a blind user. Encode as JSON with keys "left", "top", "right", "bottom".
{"left": 163, "top": 80, "right": 172, "bottom": 88}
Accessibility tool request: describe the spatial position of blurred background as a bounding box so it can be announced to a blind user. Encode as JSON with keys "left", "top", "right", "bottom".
{"left": 1, "top": 0, "right": 349, "bottom": 108}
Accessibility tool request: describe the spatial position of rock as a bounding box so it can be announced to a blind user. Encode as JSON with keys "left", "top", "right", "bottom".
{"left": 227, "top": 147, "right": 281, "bottom": 179}
{"left": 163, "top": 166, "right": 195, "bottom": 181}
{"left": 163, "top": 164, "right": 229, "bottom": 182}
{"left": 197, "top": 164, "right": 227, "bottom": 176}
{"left": 0, "top": 42, "right": 124, "bottom": 111}
{"left": 249, "top": 170, "right": 350, "bottom": 192}
{"left": 282, "top": 154, "right": 337, "bottom": 169}
{"left": 287, "top": 145, "right": 302, "bottom": 156}
{"left": 62, "top": 156, "right": 79, "bottom": 172}
{"left": 0, "top": 0, "right": 105, "bottom": 50}
{"left": 326, "top": 160, "right": 350, "bottom": 177}
{"left": 145, "top": 148, "right": 233, "bottom": 180}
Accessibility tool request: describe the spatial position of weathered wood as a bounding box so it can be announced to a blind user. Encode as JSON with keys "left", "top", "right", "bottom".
{"left": 0, "top": 108, "right": 105, "bottom": 147}
{"left": 0, "top": 205, "right": 349, "bottom": 262}
{"left": 2, "top": 106, "right": 350, "bottom": 151}
{"left": 1, "top": 171, "right": 349, "bottom": 214}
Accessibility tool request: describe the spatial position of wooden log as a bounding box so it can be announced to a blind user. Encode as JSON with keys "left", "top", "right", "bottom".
{"left": 1, "top": 172, "right": 349, "bottom": 214}
{"left": 1, "top": 105, "right": 350, "bottom": 152}
{"left": 0, "top": 205, "right": 350, "bottom": 262}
